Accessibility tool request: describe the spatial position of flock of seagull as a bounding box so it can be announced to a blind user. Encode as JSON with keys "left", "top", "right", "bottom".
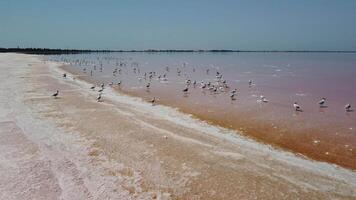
{"left": 51, "top": 56, "right": 353, "bottom": 113}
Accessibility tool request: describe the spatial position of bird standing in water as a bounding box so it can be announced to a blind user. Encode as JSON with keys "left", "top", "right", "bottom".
{"left": 182, "top": 86, "right": 189, "bottom": 93}
{"left": 230, "top": 93, "right": 236, "bottom": 100}
{"left": 260, "top": 95, "right": 268, "bottom": 103}
{"left": 345, "top": 104, "right": 352, "bottom": 112}
{"left": 293, "top": 102, "right": 301, "bottom": 111}
{"left": 318, "top": 98, "right": 326, "bottom": 107}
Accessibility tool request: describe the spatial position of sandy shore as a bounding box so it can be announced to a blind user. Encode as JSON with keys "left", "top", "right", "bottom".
{"left": 1, "top": 53, "right": 356, "bottom": 199}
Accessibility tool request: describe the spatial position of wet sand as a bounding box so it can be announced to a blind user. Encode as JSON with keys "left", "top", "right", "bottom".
{"left": 1, "top": 53, "right": 356, "bottom": 199}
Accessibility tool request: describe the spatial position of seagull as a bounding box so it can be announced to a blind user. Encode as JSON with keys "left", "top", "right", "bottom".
{"left": 260, "top": 95, "right": 268, "bottom": 103}
{"left": 293, "top": 102, "right": 301, "bottom": 111}
{"left": 150, "top": 97, "right": 156, "bottom": 105}
{"left": 345, "top": 104, "right": 352, "bottom": 112}
{"left": 97, "top": 93, "right": 102, "bottom": 102}
{"left": 146, "top": 83, "right": 150, "bottom": 89}
{"left": 248, "top": 80, "right": 253, "bottom": 87}
{"left": 318, "top": 98, "right": 326, "bottom": 107}
{"left": 100, "top": 83, "right": 105, "bottom": 88}
{"left": 230, "top": 93, "right": 236, "bottom": 100}
{"left": 182, "top": 86, "right": 189, "bottom": 93}
{"left": 52, "top": 90, "right": 59, "bottom": 98}
{"left": 98, "top": 88, "right": 104, "bottom": 93}
{"left": 63, "top": 73, "right": 67, "bottom": 78}
{"left": 90, "top": 86, "right": 95, "bottom": 90}
{"left": 117, "top": 81, "right": 121, "bottom": 86}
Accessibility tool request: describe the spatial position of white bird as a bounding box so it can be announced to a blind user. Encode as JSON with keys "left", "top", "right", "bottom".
{"left": 260, "top": 95, "right": 268, "bottom": 103}
{"left": 248, "top": 80, "right": 253, "bottom": 86}
{"left": 345, "top": 104, "right": 352, "bottom": 112}
{"left": 318, "top": 98, "right": 326, "bottom": 107}
{"left": 150, "top": 97, "right": 156, "bottom": 105}
{"left": 230, "top": 93, "right": 236, "bottom": 100}
{"left": 97, "top": 94, "right": 102, "bottom": 102}
{"left": 293, "top": 102, "right": 301, "bottom": 111}
{"left": 182, "top": 86, "right": 189, "bottom": 93}
{"left": 146, "top": 83, "right": 150, "bottom": 89}
{"left": 52, "top": 90, "right": 59, "bottom": 98}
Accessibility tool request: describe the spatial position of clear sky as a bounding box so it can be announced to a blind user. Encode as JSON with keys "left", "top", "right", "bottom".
{"left": 1, "top": 0, "right": 356, "bottom": 50}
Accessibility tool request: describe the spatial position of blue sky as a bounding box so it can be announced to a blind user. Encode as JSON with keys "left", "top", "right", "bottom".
{"left": 1, "top": 0, "right": 356, "bottom": 50}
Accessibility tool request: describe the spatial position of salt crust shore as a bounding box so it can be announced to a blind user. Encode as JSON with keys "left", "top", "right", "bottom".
{"left": 0, "top": 53, "right": 355, "bottom": 199}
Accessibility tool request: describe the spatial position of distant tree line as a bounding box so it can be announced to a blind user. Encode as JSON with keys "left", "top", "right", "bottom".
{"left": 0, "top": 47, "right": 355, "bottom": 55}
{"left": 0, "top": 48, "right": 112, "bottom": 55}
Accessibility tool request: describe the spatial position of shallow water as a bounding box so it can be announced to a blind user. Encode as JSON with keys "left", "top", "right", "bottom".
{"left": 48, "top": 52, "right": 356, "bottom": 169}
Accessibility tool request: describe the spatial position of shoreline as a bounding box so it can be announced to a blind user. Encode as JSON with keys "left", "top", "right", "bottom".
{"left": 1, "top": 53, "right": 356, "bottom": 199}
{"left": 59, "top": 63, "right": 356, "bottom": 170}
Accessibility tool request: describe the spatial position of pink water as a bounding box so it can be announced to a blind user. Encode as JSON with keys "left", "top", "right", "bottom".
{"left": 49, "top": 52, "right": 356, "bottom": 169}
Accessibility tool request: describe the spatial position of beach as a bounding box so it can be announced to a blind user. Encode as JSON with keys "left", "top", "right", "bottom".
{"left": 1, "top": 53, "right": 356, "bottom": 199}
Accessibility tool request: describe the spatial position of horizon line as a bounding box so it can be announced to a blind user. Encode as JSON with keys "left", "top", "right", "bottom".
{"left": 1, "top": 47, "right": 356, "bottom": 55}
